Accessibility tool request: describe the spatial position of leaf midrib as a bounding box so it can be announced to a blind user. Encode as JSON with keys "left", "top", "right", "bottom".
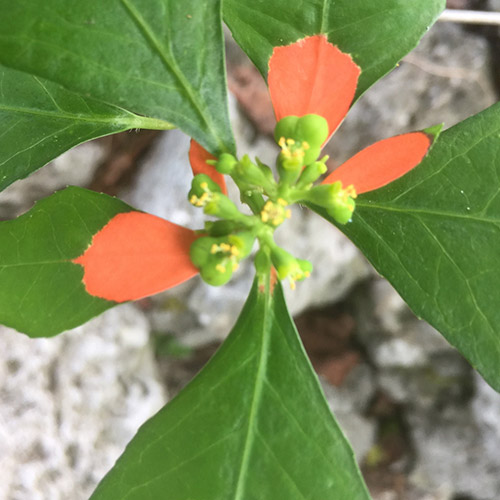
{"left": 120, "top": 0, "right": 227, "bottom": 152}
{"left": 0, "top": 102, "right": 134, "bottom": 125}
{"left": 0, "top": 102, "right": 174, "bottom": 131}
{"left": 0, "top": 260, "right": 72, "bottom": 268}
{"left": 233, "top": 285, "right": 272, "bottom": 500}
{"left": 357, "top": 200, "right": 500, "bottom": 224}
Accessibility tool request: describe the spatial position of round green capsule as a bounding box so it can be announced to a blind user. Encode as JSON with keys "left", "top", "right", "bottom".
{"left": 200, "top": 259, "right": 233, "bottom": 286}
{"left": 274, "top": 116, "right": 299, "bottom": 144}
{"left": 294, "top": 114, "right": 329, "bottom": 148}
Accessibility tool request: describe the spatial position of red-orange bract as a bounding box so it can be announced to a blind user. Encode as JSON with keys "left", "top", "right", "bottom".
{"left": 73, "top": 212, "right": 198, "bottom": 302}
{"left": 189, "top": 139, "right": 227, "bottom": 195}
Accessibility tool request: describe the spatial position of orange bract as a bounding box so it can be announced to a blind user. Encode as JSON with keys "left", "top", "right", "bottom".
{"left": 268, "top": 34, "right": 360, "bottom": 140}
{"left": 73, "top": 212, "right": 198, "bottom": 302}
{"left": 323, "top": 132, "right": 432, "bottom": 194}
{"left": 189, "top": 139, "right": 227, "bottom": 194}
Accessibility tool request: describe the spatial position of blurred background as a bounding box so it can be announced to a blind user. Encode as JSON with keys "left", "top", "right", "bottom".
{"left": 1, "top": 1, "right": 500, "bottom": 499}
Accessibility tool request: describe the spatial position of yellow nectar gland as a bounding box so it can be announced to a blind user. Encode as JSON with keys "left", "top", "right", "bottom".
{"left": 210, "top": 243, "right": 240, "bottom": 273}
{"left": 190, "top": 182, "right": 213, "bottom": 207}
{"left": 260, "top": 199, "right": 291, "bottom": 226}
{"left": 289, "top": 269, "right": 311, "bottom": 290}
{"left": 278, "top": 137, "right": 310, "bottom": 161}
{"left": 333, "top": 183, "right": 357, "bottom": 211}
{"left": 343, "top": 184, "right": 357, "bottom": 200}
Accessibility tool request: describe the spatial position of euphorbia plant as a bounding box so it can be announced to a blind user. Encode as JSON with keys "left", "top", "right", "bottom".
{"left": 1, "top": 0, "right": 500, "bottom": 498}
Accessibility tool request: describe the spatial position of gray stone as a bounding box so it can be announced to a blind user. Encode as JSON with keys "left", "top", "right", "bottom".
{"left": 0, "top": 141, "right": 107, "bottom": 219}
{"left": 409, "top": 386, "right": 500, "bottom": 499}
{"left": 121, "top": 129, "right": 206, "bottom": 229}
{"left": 0, "top": 305, "right": 166, "bottom": 500}
{"left": 322, "top": 364, "right": 377, "bottom": 462}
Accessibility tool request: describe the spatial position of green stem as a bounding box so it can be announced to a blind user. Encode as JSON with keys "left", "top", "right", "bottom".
{"left": 130, "top": 115, "right": 176, "bottom": 130}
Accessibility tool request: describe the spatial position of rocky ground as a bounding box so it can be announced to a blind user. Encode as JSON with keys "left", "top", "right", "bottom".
{"left": 1, "top": 3, "right": 500, "bottom": 499}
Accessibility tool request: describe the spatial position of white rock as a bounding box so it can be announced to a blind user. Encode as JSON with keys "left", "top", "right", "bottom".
{"left": 0, "top": 305, "right": 165, "bottom": 500}
{"left": 0, "top": 141, "right": 107, "bottom": 218}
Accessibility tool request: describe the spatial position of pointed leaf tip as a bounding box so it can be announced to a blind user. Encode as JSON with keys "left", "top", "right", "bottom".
{"left": 189, "top": 140, "right": 227, "bottom": 194}
{"left": 73, "top": 212, "right": 199, "bottom": 302}
{"left": 324, "top": 131, "right": 434, "bottom": 194}
{"left": 268, "top": 35, "right": 360, "bottom": 139}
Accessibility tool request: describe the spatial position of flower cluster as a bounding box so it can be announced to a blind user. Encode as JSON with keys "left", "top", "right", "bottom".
{"left": 185, "top": 35, "right": 435, "bottom": 289}
{"left": 75, "top": 35, "right": 436, "bottom": 302}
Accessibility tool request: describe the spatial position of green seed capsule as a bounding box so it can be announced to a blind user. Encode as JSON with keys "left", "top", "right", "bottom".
{"left": 274, "top": 115, "right": 299, "bottom": 144}
{"left": 294, "top": 114, "right": 329, "bottom": 148}
{"left": 216, "top": 153, "right": 238, "bottom": 174}
{"left": 200, "top": 260, "right": 233, "bottom": 286}
{"left": 189, "top": 236, "right": 216, "bottom": 268}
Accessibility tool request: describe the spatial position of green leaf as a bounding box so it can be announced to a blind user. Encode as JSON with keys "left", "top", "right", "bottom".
{"left": 315, "top": 101, "right": 500, "bottom": 392}
{"left": 223, "top": 0, "right": 445, "bottom": 98}
{"left": 91, "top": 278, "right": 370, "bottom": 499}
{"left": 0, "top": 0, "right": 234, "bottom": 155}
{"left": 0, "top": 65, "right": 173, "bottom": 193}
{"left": 0, "top": 187, "right": 134, "bottom": 337}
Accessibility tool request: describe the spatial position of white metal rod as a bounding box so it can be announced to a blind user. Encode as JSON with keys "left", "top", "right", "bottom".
{"left": 438, "top": 9, "right": 500, "bottom": 26}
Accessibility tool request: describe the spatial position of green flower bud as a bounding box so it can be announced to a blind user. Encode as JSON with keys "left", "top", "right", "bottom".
{"left": 260, "top": 199, "right": 291, "bottom": 227}
{"left": 304, "top": 182, "right": 340, "bottom": 206}
{"left": 305, "top": 181, "right": 357, "bottom": 225}
{"left": 215, "top": 153, "right": 238, "bottom": 174}
{"left": 327, "top": 197, "right": 356, "bottom": 225}
{"left": 296, "top": 158, "right": 328, "bottom": 189}
{"left": 296, "top": 259, "right": 313, "bottom": 277}
{"left": 255, "top": 158, "right": 276, "bottom": 185}
{"left": 270, "top": 246, "right": 298, "bottom": 280}
{"left": 204, "top": 220, "right": 237, "bottom": 237}
{"left": 277, "top": 150, "right": 303, "bottom": 186}
{"left": 274, "top": 115, "right": 299, "bottom": 145}
{"left": 228, "top": 231, "right": 255, "bottom": 260}
{"left": 233, "top": 155, "right": 273, "bottom": 188}
{"left": 276, "top": 137, "right": 310, "bottom": 185}
{"left": 200, "top": 261, "right": 233, "bottom": 286}
{"left": 190, "top": 236, "right": 216, "bottom": 269}
{"left": 294, "top": 114, "right": 329, "bottom": 148}
{"left": 302, "top": 145, "right": 321, "bottom": 167}
{"left": 270, "top": 246, "right": 312, "bottom": 289}
{"left": 192, "top": 233, "right": 254, "bottom": 287}
{"left": 203, "top": 193, "right": 241, "bottom": 219}
{"left": 189, "top": 174, "right": 221, "bottom": 199}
